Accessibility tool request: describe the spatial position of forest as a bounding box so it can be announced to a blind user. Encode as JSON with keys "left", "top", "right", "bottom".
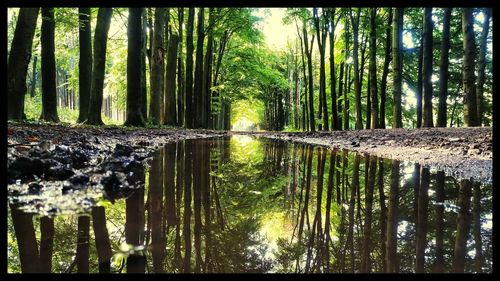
{"left": 6, "top": 7, "right": 493, "bottom": 274}
{"left": 7, "top": 7, "right": 493, "bottom": 130}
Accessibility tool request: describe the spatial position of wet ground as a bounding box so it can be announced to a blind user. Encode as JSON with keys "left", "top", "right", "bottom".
{"left": 7, "top": 135, "right": 492, "bottom": 273}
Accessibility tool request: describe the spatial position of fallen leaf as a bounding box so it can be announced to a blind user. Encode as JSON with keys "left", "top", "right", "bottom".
{"left": 26, "top": 135, "right": 39, "bottom": 142}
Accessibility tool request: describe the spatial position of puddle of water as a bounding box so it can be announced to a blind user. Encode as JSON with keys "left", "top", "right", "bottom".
{"left": 7, "top": 135, "right": 493, "bottom": 273}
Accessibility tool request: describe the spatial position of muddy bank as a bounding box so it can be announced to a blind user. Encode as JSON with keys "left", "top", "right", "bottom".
{"left": 237, "top": 127, "right": 492, "bottom": 182}
{"left": 7, "top": 122, "right": 226, "bottom": 215}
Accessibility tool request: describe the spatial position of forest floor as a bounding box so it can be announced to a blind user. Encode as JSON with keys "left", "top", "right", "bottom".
{"left": 7, "top": 122, "right": 492, "bottom": 194}
{"left": 244, "top": 127, "right": 492, "bottom": 182}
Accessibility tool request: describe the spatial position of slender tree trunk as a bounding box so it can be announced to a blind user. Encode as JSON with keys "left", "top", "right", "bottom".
{"left": 8, "top": 8, "right": 39, "bottom": 120}
{"left": 350, "top": 8, "right": 363, "bottom": 129}
{"left": 329, "top": 9, "right": 339, "bottom": 130}
{"left": 347, "top": 154, "right": 360, "bottom": 272}
{"left": 462, "top": 8, "right": 479, "bottom": 127}
{"left": 77, "top": 8, "right": 92, "bottom": 123}
{"left": 124, "top": 8, "right": 146, "bottom": 126}
{"left": 304, "top": 27, "right": 315, "bottom": 132}
{"left": 185, "top": 8, "right": 195, "bottom": 128}
{"left": 40, "top": 8, "right": 59, "bottom": 122}
{"left": 337, "top": 62, "right": 344, "bottom": 129}
{"left": 150, "top": 150, "right": 164, "bottom": 272}
{"left": 149, "top": 8, "right": 165, "bottom": 125}
{"left": 378, "top": 158, "right": 387, "bottom": 272}
{"left": 361, "top": 156, "right": 377, "bottom": 272}
{"left": 379, "top": 8, "right": 392, "bottom": 129}
{"left": 437, "top": 8, "right": 452, "bottom": 127}
{"left": 165, "top": 35, "right": 179, "bottom": 125}
{"left": 177, "top": 8, "right": 185, "bottom": 127}
{"left": 416, "top": 43, "right": 423, "bottom": 128}
{"left": 87, "top": 8, "right": 112, "bottom": 125}
{"left": 313, "top": 8, "right": 329, "bottom": 131}
{"left": 193, "top": 8, "right": 205, "bottom": 129}
{"left": 422, "top": 8, "right": 434, "bottom": 127}
{"left": 140, "top": 10, "right": 148, "bottom": 120}
{"left": 476, "top": 8, "right": 491, "bottom": 125}
{"left": 392, "top": 8, "right": 403, "bottom": 128}
{"left": 369, "top": 8, "right": 378, "bottom": 129}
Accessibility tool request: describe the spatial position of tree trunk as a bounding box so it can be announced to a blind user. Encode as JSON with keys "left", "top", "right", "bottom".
{"left": 476, "top": 8, "right": 491, "bottom": 125}
{"left": 437, "top": 8, "right": 452, "bottom": 127}
{"left": 124, "top": 8, "right": 146, "bottom": 126}
{"left": 40, "top": 8, "right": 59, "bottom": 122}
{"left": 462, "top": 8, "right": 479, "bottom": 127}
{"left": 379, "top": 8, "right": 392, "bottom": 129}
{"left": 193, "top": 8, "right": 205, "bottom": 129}
{"left": 304, "top": 26, "right": 315, "bottom": 132}
{"left": 77, "top": 8, "right": 92, "bottom": 123}
{"left": 150, "top": 150, "right": 164, "bottom": 272}
{"left": 183, "top": 140, "right": 193, "bottom": 272}
{"left": 185, "top": 8, "right": 195, "bottom": 129}
{"left": 8, "top": 8, "right": 39, "bottom": 120}
{"left": 140, "top": 10, "right": 148, "bottom": 121}
{"left": 329, "top": 9, "right": 339, "bottom": 130}
{"left": 350, "top": 8, "right": 363, "bottom": 130}
{"left": 177, "top": 8, "right": 185, "bottom": 127}
{"left": 149, "top": 8, "right": 165, "bottom": 125}
{"left": 433, "top": 171, "right": 445, "bottom": 272}
{"left": 360, "top": 155, "right": 376, "bottom": 272}
{"left": 313, "top": 8, "right": 329, "bottom": 131}
{"left": 369, "top": 8, "right": 378, "bottom": 129}
{"left": 416, "top": 43, "right": 423, "bottom": 128}
{"left": 392, "top": 8, "right": 403, "bottom": 128}
{"left": 472, "top": 182, "right": 484, "bottom": 272}
{"left": 422, "top": 8, "right": 434, "bottom": 128}
{"left": 165, "top": 34, "right": 179, "bottom": 126}
{"left": 87, "top": 8, "right": 112, "bottom": 125}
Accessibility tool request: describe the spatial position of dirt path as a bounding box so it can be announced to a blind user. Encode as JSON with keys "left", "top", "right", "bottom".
{"left": 234, "top": 127, "right": 492, "bottom": 182}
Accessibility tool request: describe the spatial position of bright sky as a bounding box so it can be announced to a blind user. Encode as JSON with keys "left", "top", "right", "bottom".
{"left": 255, "top": 8, "right": 296, "bottom": 50}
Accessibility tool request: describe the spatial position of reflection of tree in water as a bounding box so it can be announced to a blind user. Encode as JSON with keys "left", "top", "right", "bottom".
{"left": 7, "top": 137, "right": 493, "bottom": 273}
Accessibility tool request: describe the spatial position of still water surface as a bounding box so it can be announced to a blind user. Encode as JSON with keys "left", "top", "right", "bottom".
{"left": 7, "top": 136, "right": 492, "bottom": 273}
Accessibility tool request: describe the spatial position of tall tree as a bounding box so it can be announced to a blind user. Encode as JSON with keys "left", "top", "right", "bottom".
{"left": 165, "top": 34, "right": 179, "bottom": 126}
{"left": 202, "top": 8, "right": 214, "bottom": 129}
{"left": 476, "top": 8, "right": 491, "bottom": 125}
{"left": 185, "top": 8, "right": 195, "bottom": 129}
{"left": 303, "top": 25, "right": 315, "bottom": 132}
{"left": 77, "top": 8, "right": 92, "bottom": 123}
{"left": 379, "top": 8, "right": 392, "bottom": 129}
{"left": 329, "top": 8, "right": 340, "bottom": 130}
{"left": 392, "top": 8, "right": 403, "bottom": 128}
{"left": 349, "top": 8, "right": 363, "bottom": 130}
{"left": 40, "top": 8, "right": 59, "bottom": 122}
{"left": 87, "top": 8, "right": 112, "bottom": 125}
{"left": 422, "top": 8, "right": 434, "bottom": 127}
{"left": 177, "top": 8, "right": 185, "bottom": 127}
{"left": 452, "top": 179, "right": 473, "bottom": 272}
{"left": 149, "top": 8, "right": 166, "bottom": 125}
{"left": 416, "top": 38, "right": 423, "bottom": 128}
{"left": 436, "top": 8, "right": 452, "bottom": 127}
{"left": 369, "top": 8, "right": 378, "bottom": 129}
{"left": 193, "top": 8, "right": 205, "bottom": 128}
{"left": 124, "top": 8, "right": 146, "bottom": 126}
{"left": 313, "top": 7, "right": 329, "bottom": 131}
{"left": 462, "top": 8, "right": 479, "bottom": 126}
{"left": 8, "top": 8, "right": 39, "bottom": 120}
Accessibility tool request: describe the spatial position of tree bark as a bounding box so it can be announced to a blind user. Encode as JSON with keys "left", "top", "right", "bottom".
{"left": 369, "top": 8, "right": 378, "bottom": 129}
{"left": 177, "top": 8, "right": 185, "bottom": 127}
{"left": 422, "top": 8, "right": 434, "bottom": 128}
{"left": 437, "top": 8, "right": 452, "bottom": 127}
{"left": 416, "top": 166, "right": 430, "bottom": 272}
{"left": 452, "top": 179, "right": 472, "bottom": 272}
{"left": 313, "top": 8, "right": 329, "bottom": 131}
{"left": 92, "top": 207, "right": 112, "bottom": 273}
{"left": 149, "top": 8, "right": 165, "bottom": 125}
{"left": 124, "top": 8, "right": 146, "bottom": 126}
{"left": 386, "top": 160, "right": 400, "bottom": 272}
{"left": 462, "top": 8, "right": 479, "bottom": 127}
{"left": 476, "top": 8, "right": 491, "bottom": 125}
{"left": 349, "top": 8, "right": 363, "bottom": 130}
{"left": 87, "top": 8, "right": 112, "bottom": 125}
{"left": 392, "top": 8, "right": 403, "bottom": 128}
{"left": 77, "top": 8, "right": 92, "bottom": 123}
{"left": 303, "top": 26, "right": 315, "bottom": 132}
{"left": 165, "top": 34, "right": 179, "bottom": 126}
{"left": 193, "top": 8, "right": 205, "bottom": 129}
{"left": 10, "top": 206, "right": 40, "bottom": 273}
{"left": 76, "top": 216, "right": 90, "bottom": 273}
{"left": 8, "top": 8, "right": 39, "bottom": 120}
{"left": 40, "top": 8, "right": 59, "bottom": 122}
{"left": 185, "top": 8, "right": 195, "bottom": 129}
{"left": 379, "top": 8, "right": 392, "bottom": 129}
